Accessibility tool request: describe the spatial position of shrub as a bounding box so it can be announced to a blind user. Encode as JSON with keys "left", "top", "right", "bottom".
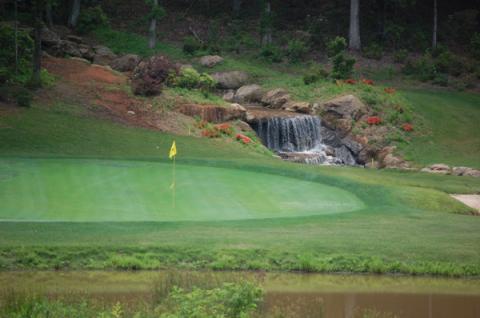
{"left": 236, "top": 133, "right": 252, "bottom": 144}
{"left": 363, "top": 43, "right": 384, "bottom": 60}
{"left": 331, "top": 53, "right": 355, "bottom": 79}
{"left": 384, "top": 87, "right": 396, "bottom": 94}
{"left": 77, "top": 5, "right": 109, "bottom": 34}
{"left": 393, "top": 49, "right": 408, "bottom": 63}
{"left": 168, "top": 67, "right": 216, "bottom": 91}
{"left": 361, "top": 79, "right": 374, "bottom": 85}
{"left": 471, "top": 33, "right": 480, "bottom": 58}
{"left": 327, "top": 36, "right": 347, "bottom": 57}
{"left": 183, "top": 36, "right": 203, "bottom": 55}
{"left": 303, "top": 65, "right": 329, "bottom": 85}
{"left": 14, "top": 87, "right": 32, "bottom": 107}
{"left": 402, "top": 123, "right": 414, "bottom": 132}
{"left": 344, "top": 79, "right": 356, "bottom": 85}
{"left": 432, "top": 73, "right": 449, "bottom": 86}
{"left": 403, "top": 55, "right": 436, "bottom": 82}
{"left": 215, "top": 123, "right": 234, "bottom": 136}
{"left": 260, "top": 44, "right": 283, "bottom": 63}
{"left": 285, "top": 39, "right": 309, "bottom": 63}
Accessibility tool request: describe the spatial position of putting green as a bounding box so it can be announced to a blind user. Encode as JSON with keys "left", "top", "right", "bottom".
{"left": 0, "top": 159, "right": 364, "bottom": 222}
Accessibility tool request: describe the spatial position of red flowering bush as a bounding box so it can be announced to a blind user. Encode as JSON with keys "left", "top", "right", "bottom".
{"left": 344, "top": 79, "right": 357, "bottom": 85}
{"left": 195, "top": 120, "right": 208, "bottom": 129}
{"left": 361, "top": 79, "right": 374, "bottom": 85}
{"left": 367, "top": 116, "right": 382, "bottom": 125}
{"left": 402, "top": 123, "right": 414, "bottom": 132}
{"left": 215, "top": 123, "right": 233, "bottom": 136}
{"left": 202, "top": 127, "right": 220, "bottom": 138}
{"left": 384, "top": 87, "right": 396, "bottom": 94}
{"left": 236, "top": 133, "right": 252, "bottom": 144}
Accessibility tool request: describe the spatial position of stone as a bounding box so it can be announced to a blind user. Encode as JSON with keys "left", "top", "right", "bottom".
{"left": 40, "top": 27, "right": 60, "bottom": 46}
{"left": 234, "top": 84, "right": 263, "bottom": 103}
{"left": 283, "top": 101, "right": 311, "bottom": 114}
{"left": 261, "top": 88, "right": 291, "bottom": 109}
{"left": 211, "top": 71, "right": 249, "bottom": 89}
{"left": 177, "top": 103, "right": 246, "bottom": 123}
{"left": 236, "top": 120, "right": 253, "bottom": 132}
{"left": 320, "top": 125, "right": 342, "bottom": 148}
{"left": 222, "top": 90, "right": 235, "bottom": 102}
{"left": 335, "top": 146, "right": 357, "bottom": 165}
{"left": 92, "top": 45, "right": 116, "bottom": 65}
{"left": 199, "top": 55, "right": 224, "bottom": 68}
{"left": 69, "top": 57, "right": 90, "bottom": 64}
{"left": 61, "top": 40, "right": 82, "bottom": 58}
{"left": 421, "top": 164, "right": 451, "bottom": 175}
{"left": 320, "top": 94, "right": 368, "bottom": 121}
{"left": 110, "top": 54, "right": 141, "bottom": 72}
{"left": 66, "top": 35, "right": 83, "bottom": 44}
{"left": 383, "top": 154, "right": 408, "bottom": 169}
{"left": 452, "top": 167, "right": 480, "bottom": 178}
{"left": 341, "top": 137, "right": 363, "bottom": 155}
{"left": 127, "top": 110, "right": 136, "bottom": 115}
{"left": 78, "top": 44, "right": 94, "bottom": 61}
{"left": 131, "top": 55, "right": 178, "bottom": 96}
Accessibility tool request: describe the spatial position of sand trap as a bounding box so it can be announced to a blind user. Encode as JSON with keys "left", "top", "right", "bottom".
{"left": 451, "top": 195, "right": 480, "bottom": 213}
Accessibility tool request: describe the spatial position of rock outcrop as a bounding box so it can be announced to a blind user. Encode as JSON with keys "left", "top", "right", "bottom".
{"left": 177, "top": 103, "right": 246, "bottom": 123}
{"left": 199, "top": 55, "right": 224, "bottom": 68}
{"left": 452, "top": 167, "right": 480, "bottom": 177}
{"left": 318, "top": 95, "right": 367, "bottom": 138}
{"left": 421, "top": 164, "right": 451, "bottom": 175}
{"left": 211, "top": 71, "right": 249, "bottom": 89}
{"left": 282, "top": 101, "right": 311, "bottom": 114}
{"left": 234, "top": 84, "right": 263, "bottom": 103}
{"left": 261, "top": 89, "right": 291, "bottom": 109}
{"left": 110, "top": 54, "right": 141, "bottom": 72}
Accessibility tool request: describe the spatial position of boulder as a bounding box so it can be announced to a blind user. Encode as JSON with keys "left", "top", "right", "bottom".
{"left": 341, "top": 137, "right": 364, "bottom": 155}
{"left": 320, "top": 94, "right": 367, "bottom": 121}
{"left": 261, "top": 88, "right": 291, "bottom": 109}
{"left": 452, "top": 167, "right": 480, "bottom": 177}
{"left": 421, "top": 163, "right": 451, "bottom": 175}
{"left": 335, "top": 146, "right": 357, "bottom": 165}
{"left": 234, "top": 84, "right": 263, "bottom": 103}
{"left": 377, "top": 146, "right": 409, "bottom": 169}
{"left": 320, "top": 125, "right": 342, "bottom": 148}
{"left": 199, "top": 55, "right": 224, "bottom": 68}
{"left": 78, "top": 44, "right": 94, "bottom": 61}
{"left": 110, "top": 54, "right": 141, "bottom": 72}
{"left": 212, "top": 71, "right": 249, "bottom": 89}
{"left": 66, "top": 35, "right": 83, "bottom": 44}
{"left": 131, "top": 55, "right": 178, "bottom": 96}
{"left": 283, "top": 101, "right": 311, "bottom": 114}
{"left": 177, "top": 103, "right": 246, "bottom": 123}
{"left": 222, "top": 90, "right": 235, "bottom": 102}
{"left": 92, "top": 45, "right": 116, "bottom": 65}
{"left": 236, "top": 120, "right": 253, "bottom": 132}
{"left": 61, "top": 40, "right": 82, "bottom": 58}
{"left": 40, "top": 27, "right": 61, "bottom": 46}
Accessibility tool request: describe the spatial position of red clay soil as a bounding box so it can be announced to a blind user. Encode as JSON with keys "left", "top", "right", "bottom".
{"left": 42, "top": 56, "right": 194, "bottom": 135}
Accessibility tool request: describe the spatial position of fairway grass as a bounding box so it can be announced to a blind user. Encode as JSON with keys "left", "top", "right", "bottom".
{"left": 0, "top": 159, "right": 364, "bottom": 221}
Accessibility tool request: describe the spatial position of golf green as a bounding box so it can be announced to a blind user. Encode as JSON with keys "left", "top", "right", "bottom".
{"left": 0, "top": 159, "right": 364, "bottom": 222}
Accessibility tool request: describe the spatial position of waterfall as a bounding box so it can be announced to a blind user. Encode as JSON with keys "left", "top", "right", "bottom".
{"left": 250, "top": 115, "right": 357, "bottom": 165}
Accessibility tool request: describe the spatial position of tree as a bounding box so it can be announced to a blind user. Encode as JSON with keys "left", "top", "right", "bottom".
{"left": 261, "top": 1, "right": 273, "bottom": 46}
{"left": 233, "top": 0, "right": 241, "bottom": 17}
{"left": 68, "top": 0, "right": 81, "bottom": 28}
{"left": 146, "top": 0, "right": 165, "bottom": 49}
{"left": 45, "top": 0, "right": 53, "bottom": 28}
{"left": 32, "top": 0, "right": 44, "bottom": 88}
{"left": 349, "top": 0, "right": 361, "bottom": 50}
{"left": 432, "top": 0, "right": 437, "bottom": 48}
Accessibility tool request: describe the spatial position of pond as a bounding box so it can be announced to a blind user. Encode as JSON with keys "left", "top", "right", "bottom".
{"left": 1, "top": 271, "right": 479, "bottom": 317}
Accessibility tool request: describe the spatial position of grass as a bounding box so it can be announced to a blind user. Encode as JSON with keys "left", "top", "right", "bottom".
{"left": 400, "top": 89, "right": 480, "bottom": 169}
{"left": 0, "top": 99, "right": 480, "bottom": 276}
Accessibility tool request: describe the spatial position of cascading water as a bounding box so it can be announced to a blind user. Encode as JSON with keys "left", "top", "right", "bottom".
{"left": 250, "top": 115, "right": 357, "bottom": 165}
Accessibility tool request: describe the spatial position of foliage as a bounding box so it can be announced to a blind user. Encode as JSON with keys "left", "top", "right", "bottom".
{"left": 432, "top": 73, "right": 448, "bottom": 87}
{"left": 470, "top": 32, "right": 480, "bottom": 59}
{"left": 331, "top": 53, "right": 355, "bottom": 80}
{"left": 393, "top": 49, "right": 408, "bottom": 63}
{"left": 0, "top": 23, "right": 33, "bottom": 85}
{"left": 182, "top": 36, "right": 203, "bottom": 55}
{"left": 159, "top": 282, "right": 263, "bottom": 318}
{"left": 236, "top": 133, "right": 252, "bottom": 144}
{"left": 259, "top": 44, "right": 283, "bottom": 63}
{"left": 303, "top": 64, "right": 329, "bottom": 85}
{"left": 367, "top": 116, "right": 382, "bottom": 125}
{"left": 326, "top": 36, "right": 347, "bottom": 57}
{"left": 14, "top": 86, "right": 32, "bottom": 107}
{"left": 285, "top": 39, "right": 309, "bottom": 63}
{"left": 77, "top": 6, "right": 109, "bottom": 35}
{"left": 403, "top": 55, "right": 436, "bottom": 82}
{"left": 363, "top": 43, "right": 384, "bottom": 60}
{"left": 168, "top": 67, "right": 216, "bottom": 91}
{"left": 145, "top": 0, "right": 166, "bottom": 21}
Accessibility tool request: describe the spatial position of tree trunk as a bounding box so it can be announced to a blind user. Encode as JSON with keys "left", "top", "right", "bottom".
{"left": 148, "top": 0, "right": 158, "bottom": 49}
{"left": 68, "top": 0, "right": 81, "bottom": 28}
{"left": 32, "top": 0, "right": 43, "bottom": 88}
{"left": 349, "top": 0, "right": 361, "bottom": 50}
{"left": 45, "top": 1, "right": 53, "bottom": 28}
{"left": 432, "top": 0, "right": 438, "bottom": 48}
{"left": 233, "top": 0, "right": 241, "bottom": 17}
{"left": 262, "top": 2, "right": 272, "bottom": 46}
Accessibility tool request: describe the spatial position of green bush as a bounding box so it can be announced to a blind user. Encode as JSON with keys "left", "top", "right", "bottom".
{"left": 393, "top": 49, "right": 408, "bottom": 63}
{"left": 182, "top": 36, "right": 203, "bottom": 55}
{"left": 0, "top": 24, "right": 33, "bottom": 85}
{"left": 285, "top": 39, "right": 309, "bottom": 63}
{"left": 77, "top": 5, "right": 109, "bottom": 35}
{"left": 403, "top": 55, "right": 436, "bottom": 82}
{"left": 331, "top": 54, "right": 355, "bottom": 79}
{"left": 303, "top": 64, "right": 329, "bottom": 84}
{"left": 14, "top": 86, "right": 33, "bottom": 107}
{"left": 363, "top": 43, "right": 384, "bottom": 60}
{"left": 159, "top": 282, "right": 263, "bottom": 318}
{"left": 168, "top": 67, "right": 216, "bottom": 91}
{"left": 326, "top": 36, "right": 347, "bottom": 57}
{"left": 260, "top": 44, "right": 283, "bottom": 63}
{"left": 471, "top": 33, "right": 480, "bottom": 58}
{"left": 432, "top": 73, "right": 449, "bottom": 86}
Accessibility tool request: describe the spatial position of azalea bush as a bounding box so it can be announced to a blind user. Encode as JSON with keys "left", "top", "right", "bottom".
{"left": 367, "top": 116, "right": 382, "bottom": 125}
{"left": 402, "top": 123, "right": 414, "bottom": 132}
{"left": 236, "top": 133, "right": 252, "bottom": 144}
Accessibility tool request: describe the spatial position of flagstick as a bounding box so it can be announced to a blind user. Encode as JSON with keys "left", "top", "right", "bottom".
{"left": 173, "top": 156, "right": 176, "bottom": 209}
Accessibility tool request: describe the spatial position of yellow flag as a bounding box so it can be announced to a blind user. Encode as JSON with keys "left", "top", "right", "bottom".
{"left": 169, "top": 141, "right": 177, "bottom": 160}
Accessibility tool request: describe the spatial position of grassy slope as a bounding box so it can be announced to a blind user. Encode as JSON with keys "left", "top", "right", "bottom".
{"left": 0, "top": 99, "right": 480, "bottom": 276}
